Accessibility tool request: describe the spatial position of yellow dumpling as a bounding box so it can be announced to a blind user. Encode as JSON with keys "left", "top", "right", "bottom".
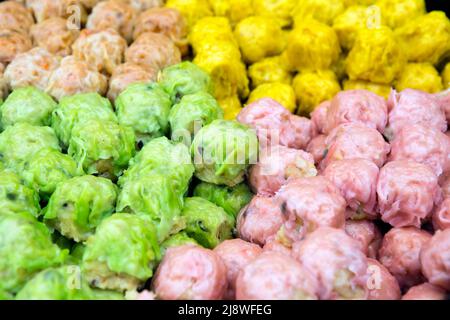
{"left": 248, "top": 55, "right": 292, "bottom": 88}
{"left": 346, "top": 26, "right": 405, "bottom": 84}
{"left": 375, "top": 0, "right": 425, "bottom": 29}
{"left": 247, "top": 82, "right": 297, "bottom": 113}
{"left": 189, "top": 17, "right": 237, "bottom": 53}
{"left": 395, "top": 63, "right": 443, "bottom": 93}
{"left": 234, "top": 16, "right": 285, "bottom": 64}
{"left": 333, "top": 5, "right": 385, "bottom": 50}
{"left": 192, "top": 39, "right": 242, "bottom": 61}
{"left": 218, "top": 95, "right": 243, "bottom": 120}
{"left": 194, "top": 47, "right": 249, "bottom": 99}
{"left": 293, "top": 0, "right": 345, "bottom": 26}
{"left": 343, "top": 79, "right": 392, "bottom": 98}
{"left": 252, "top": 0, "right": 297, "bottom": 27}
{"left": 166, "top": 0, "right": 213, "bottom": 30}
{"left": 190, "top": 16, "right": 248, "bottom": 101}
{"left": 442, "top": 63, "right": 450, "bottom": 89}
{"left": 292, "top": 70, "right": 341, "bottom": 115}
{"left": 286, "top": 19, "right": 341, "bottom": 72}
{"left": 343, "top": 0, "right": 376, "bottom": 6}
{"left": 395, "top": 11, "right": 450, "bottom": 65}
{"left": 207, "top": 0, "right": 254, "bottom": 26}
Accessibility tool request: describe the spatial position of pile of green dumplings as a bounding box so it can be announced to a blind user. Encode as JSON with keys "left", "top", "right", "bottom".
{"left": 0, "top": 61, "right": 257, "bottom": 300}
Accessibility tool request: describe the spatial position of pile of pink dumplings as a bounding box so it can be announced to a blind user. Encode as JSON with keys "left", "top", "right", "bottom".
{"left": 143, "top": 88, "right": 450, "bottom": 300}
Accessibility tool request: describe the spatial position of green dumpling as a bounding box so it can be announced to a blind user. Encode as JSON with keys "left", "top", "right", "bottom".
{"left": 0, "top": 123, "right": 60, "bottom": 172}
{"left": 193, "top": 182, "right": 253, "bottom": 217}
{"left": 169, "top": 91, "right": 224, "bottom": 145}
{"left": 0, "top": 87, "right": 57, "bottom": 129}
{"left": 116, "top": 174, "right": 185, "bottom": 242}
{"left": 115, "top": 83, "right": 172, "bottom": 146}
{"left": 51, "top": 93, "right": 117, "bottom": 147}
{"left": 159, "top": 61, "right": 213, "bottom": 103}
{"left": 181, "top": 197, "right": 235, "bottom": 249}
{"left": 191, "top": 120, "right": 258, "bottom": 186}
{"left": 119, "top": 137, "right": 194, "bottom": 196}
{"left": 0, "top": 170, "right": 40, "bottom": 217}
{"left": 82, "top": 213, "right": 160, "bottom": 292}
{"left": 0, "top": 290, "right": 13, "bottom": 300}
{"left": 44, "top": 175, "right": 119, "bottom": 242}
{"left": 159, "top": 61, "right": 214, "bottom": 103}
{"left": 0, "top": 211, "right": 67, "bottom": 294}
{"left": 21, "top": 148, "right": 82, "bottom": 199}
{"left": 68, "top": 119, "right": 136, "bottom": 179}
{"left": 160, "top": 231, "right": 199, "bottom": 255}
{"left": 15, "top": 266, "right": 124, "bottom": 300}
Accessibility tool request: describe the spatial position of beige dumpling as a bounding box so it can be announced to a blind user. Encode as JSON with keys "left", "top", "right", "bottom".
{"left": 0, "top": 63, "right": 8, "bottom": 100}
{"left": 0, "top": 1, "right": 34, "bottom": 34}
{"left": 46, "top": 56, "right": 108, "bottom": 101}
{"left": 4, "top": 47, "right": 60, "bottom": 91}
{"left": 125, "top": 0, "right": 164, "bottom": 11}
{"left": 86, "top": 0, "right": 136, "bottom": 42}
{"left": 79, "top": 0, "right": 102, "bottom": 9}
{"left": 31, "top": 18, "right": 80, "bottom": 57}
{"left": 0, "top": 29, "right": 32, "bottom": 65}
{"left": 107, "top": 62, "right": 158, "bottom": 101}
{"left": 25, "top": 0, "right": 87, "bottom": 24}
{"left": 125, "top": 32, "right": 181, "bottom": 71}
{"left": 133, "top": 7, "right": 188, "bottom": 55}
{"left": 73, "top": 28, "right": 127, "bottom": 75}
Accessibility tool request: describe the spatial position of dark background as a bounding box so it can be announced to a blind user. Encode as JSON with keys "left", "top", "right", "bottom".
{"left": 426, "top": 1, "right": 450, "bottom": 15}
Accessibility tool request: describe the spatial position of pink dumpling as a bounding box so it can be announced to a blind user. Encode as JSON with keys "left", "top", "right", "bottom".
{"left": 324, "top": 89, "right": 387, "bottom": 134}
{"left": 377, "top": 160, "right": 441, "bottom": 228}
